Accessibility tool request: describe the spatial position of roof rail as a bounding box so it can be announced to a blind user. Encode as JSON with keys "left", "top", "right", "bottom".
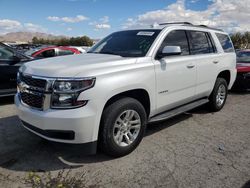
{"left": 159, "top": 22, "right": 192, "bottom": 26}
{"left": 157, "top": 22, "right": 224, "bottom": 32}
{"left": 198, "top": 25, "right": 224, "bottom": 32}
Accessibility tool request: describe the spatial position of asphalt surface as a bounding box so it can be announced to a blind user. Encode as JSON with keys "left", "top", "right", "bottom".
{"left": 0, "top": 93, "right": 249, "bottom": 188}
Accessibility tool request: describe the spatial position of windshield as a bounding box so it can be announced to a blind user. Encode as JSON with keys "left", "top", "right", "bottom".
{"left": 237, "top": 51, "right": 250, "bottom": 63}
{"left": 88, "top": 30, "right": 161, "bottom": 57}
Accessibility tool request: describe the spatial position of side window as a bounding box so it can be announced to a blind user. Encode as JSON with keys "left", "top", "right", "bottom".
{"left": 58, "top": 49, "right": 74, "bottom": 56}
{"left": 37, "top": 49, "right": 56, "bottom": 58}
{"left": 188, "top": 31, "right": 211, "bottom": 55}
{"left": 207, "top": 33, "right": 217, "bottom": 53}
{"left": 0, "top": 45, "right": 14, "bottom": 61}
{"left": 216, "top": 33, "right": 234, "bottom": 53}
{"left": 158, "top": 30, "right": 190, "bottom": 56}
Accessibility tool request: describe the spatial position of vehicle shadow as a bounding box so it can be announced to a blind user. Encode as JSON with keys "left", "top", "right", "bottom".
{"left": 146, "top": 113, "right": 192, "bottom": 136}
{"left": 0, "top": 115, "right": 113, "bottom": 172}
{"left": 229, "top": 90, "right": 250, "bottom": 95}
{"left": 0, "top": 96, "right": 14, "bottom": 105}
{"left": 0, "top": 106, "right": 204, "bottom": 172}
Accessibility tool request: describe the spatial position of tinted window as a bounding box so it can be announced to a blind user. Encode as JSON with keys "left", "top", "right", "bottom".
{"left": 88, "top": 30, "right": 161, "bottom": 57}
{"left": 159, "top": 30, "right": 189, "bottom": 56}
{"left": 58, "top": 49, "right": 74, "bottom": 56}
{"left": 189, "top": 31, "right": 212, "bottom": 55}
{"left": 37, "top": 49, "right": 56, "bottom": 58}
{"left": 0, "top": 45, "right": 14, "bottom": 61}
{"left": 207, "top": 33, "right": 217, "bottom": 53}
{"left": 216, "top": 33, "right": 234, "bottom": 53}
{"left": 237, "top": 51, "right": 250, "bottom": 63}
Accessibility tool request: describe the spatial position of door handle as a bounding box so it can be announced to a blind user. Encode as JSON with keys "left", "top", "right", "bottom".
{"left": 187, "top": 64, "right": 195, "bottom": 69}
{"left": 213, "top": 61, "right": 219, "bottom": 64}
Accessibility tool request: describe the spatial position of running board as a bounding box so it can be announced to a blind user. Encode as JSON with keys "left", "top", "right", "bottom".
{"left": 149, "top": 99, "right": 209, "bottom": 123}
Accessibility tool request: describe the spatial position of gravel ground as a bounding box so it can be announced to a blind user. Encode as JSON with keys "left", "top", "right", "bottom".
{"left": 0, "top": 93, "right": 249, "bottom": 188}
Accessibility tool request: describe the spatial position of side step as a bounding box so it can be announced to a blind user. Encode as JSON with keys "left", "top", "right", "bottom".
{"left": 149, "top": 98, "right": 209, "bottom": 123}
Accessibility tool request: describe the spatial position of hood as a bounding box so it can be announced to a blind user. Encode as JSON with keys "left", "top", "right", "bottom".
{"left": 20, "top": 53, "right": 137, "bottom": 77}
{"left": 237, "top": 62, "right": 250, "bottom": 73}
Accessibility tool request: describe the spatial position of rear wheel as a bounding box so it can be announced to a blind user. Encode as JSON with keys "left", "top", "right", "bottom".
{"left": 208, "top": 78, "right": 228, "bottom": 112}
{"left": 99, "top": 97, "right": 147, "bottom": 157}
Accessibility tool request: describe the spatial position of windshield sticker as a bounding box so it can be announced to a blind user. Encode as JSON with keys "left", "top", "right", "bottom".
{"left": 137, "top": 31, "right": 155, "bottom": 36}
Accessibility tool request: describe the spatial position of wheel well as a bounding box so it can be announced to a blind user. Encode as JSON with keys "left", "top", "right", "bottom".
{"left": 103, "top": 89, "right": 151, "bottom": 118}
{"left": 217, "top": 70, "right": 230, "bottom": 86}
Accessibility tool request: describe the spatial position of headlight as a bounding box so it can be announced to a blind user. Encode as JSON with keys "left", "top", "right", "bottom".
{"left": 51, "top": 78, "right": 95, "bottom": 109}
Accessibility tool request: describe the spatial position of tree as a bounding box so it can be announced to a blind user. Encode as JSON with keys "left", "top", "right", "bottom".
{"left": 31, "top": 36, "right": 94, "bottom": 46}
{"left": 231, "top": 32, "right": 250, "bottom": 49}
{"left": 32, "top": 37, "right": 39, "bottom": 44}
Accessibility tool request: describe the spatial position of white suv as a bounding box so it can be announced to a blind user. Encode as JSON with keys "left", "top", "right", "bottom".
{"left": 15, "top": 22, "right": 236, "bottom": 157}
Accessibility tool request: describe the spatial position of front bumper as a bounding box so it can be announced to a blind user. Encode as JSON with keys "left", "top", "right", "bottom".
{"left": 232, "top": 72, "right": 250, "bottom": 90}
{"left": 15, "top": 94, "right": 100, "bottom": 144}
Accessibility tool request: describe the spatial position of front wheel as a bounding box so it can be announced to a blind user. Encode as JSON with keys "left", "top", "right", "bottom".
{"left": 99, "top": 97, "right": 147, "bottom": 157}
{"left": 208, "top": 78, "right": 228, "bottom": 112}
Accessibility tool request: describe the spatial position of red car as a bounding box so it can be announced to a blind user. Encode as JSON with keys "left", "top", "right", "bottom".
{"left": 232, "top": 50, "right": 250, "bottom": 90}
{"left": 28, "top": 46, "right": 81, "bottom": 59}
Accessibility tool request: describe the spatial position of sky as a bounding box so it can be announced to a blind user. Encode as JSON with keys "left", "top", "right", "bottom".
{"left": 0, "top": 0, "right": 249, "bottom": 39}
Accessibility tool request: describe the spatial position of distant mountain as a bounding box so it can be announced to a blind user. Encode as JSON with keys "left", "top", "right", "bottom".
{"left": 0, "top": 32, "right": 67, "bottom": 43}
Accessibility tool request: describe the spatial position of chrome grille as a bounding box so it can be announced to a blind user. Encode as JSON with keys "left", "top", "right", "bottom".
{"left": 20, "top": 93, "right": 44, "bottom": 109}
{"left": 18, "top": 73, "right": 50, "bottom": 110}
{"left": 20, "top": 73, "right": 46, "bottom": 89}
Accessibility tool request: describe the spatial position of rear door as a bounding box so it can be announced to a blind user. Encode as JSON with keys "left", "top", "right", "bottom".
{"left": 187, "top": 30, "right": 219, "bottom": 97}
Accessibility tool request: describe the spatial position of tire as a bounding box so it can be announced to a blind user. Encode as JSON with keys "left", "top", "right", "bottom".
{"left": 99, "top": 97, "right": 147, "bottom": 157}
{"left": 208, "top": 77, "right": 228, "bottom": 112}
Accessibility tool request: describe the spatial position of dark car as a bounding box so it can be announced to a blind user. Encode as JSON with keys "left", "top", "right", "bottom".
{"left": 0, "top": 42, "right": 33, "bottom": 97}
{"left": 232, "top": 50, "right": 250, "bottom": 91}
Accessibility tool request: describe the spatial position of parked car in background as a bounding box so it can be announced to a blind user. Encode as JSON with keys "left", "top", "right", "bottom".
{"left": 15, "top": 22, "right": 236, "bottom": 157}
{"left": 70, "top": 46, "right": 87, "bottom": 53}
{"left": 0, "top": 42, "right": 33, "bottom": 97}
{"left": 232, "top": 50, "right": 250, "bottom": 90}
{"left": 27, "top": 46, "right": 82, "bottom": 59}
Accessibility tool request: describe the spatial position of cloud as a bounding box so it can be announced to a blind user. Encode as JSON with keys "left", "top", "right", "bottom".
{"left": 122, "top": 0, "right": 250, "bottom": 33}
{"left": 0, "top": 19, "right": 47, "bottom": 34}
{"left": 24, "top": 23, "right": 47, "bottom": 32}
{"left": 66, "top": 27, "right": 73, "bottom": 31}
{"left": 89, "top": 16, "right": 111, "bottom": 30}
{"left": 0, "top": 19, "right": 22, "bottom": 32}
{"left": 95, "top": 24, "right": 111, "bottom": 29}
{"left": 190, "top": 0, "right": 199, "bottom": 3}
{"left": 47, "top": 15, "right": 88, "bottom": 23}
{"left": 99, "top": 16, "right": 109, "bottom": 23}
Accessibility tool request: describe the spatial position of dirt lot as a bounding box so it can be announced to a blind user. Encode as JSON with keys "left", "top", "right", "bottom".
{"left": 0, "top": 93, "right": 249, "bottom": 188}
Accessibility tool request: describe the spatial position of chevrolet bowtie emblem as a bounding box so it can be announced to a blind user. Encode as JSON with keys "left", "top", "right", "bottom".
{"left": 18, "top": 82, "right": 28, "bottom": 93}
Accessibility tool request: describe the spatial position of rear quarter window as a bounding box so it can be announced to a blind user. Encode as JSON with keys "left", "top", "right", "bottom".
{"left": 216, "top": 33, "right": 234, "bottom": 53}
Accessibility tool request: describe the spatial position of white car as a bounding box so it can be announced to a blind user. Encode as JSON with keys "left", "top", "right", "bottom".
{"left": 15, "top": 22, "right": 236, "bottom": 157}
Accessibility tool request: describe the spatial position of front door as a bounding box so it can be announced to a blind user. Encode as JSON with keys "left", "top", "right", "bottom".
{"left": 0, "top": 44, "right": 27, "bottom": 96}
{"left": 153, "top": 30, "right": 197, "bottom": 113}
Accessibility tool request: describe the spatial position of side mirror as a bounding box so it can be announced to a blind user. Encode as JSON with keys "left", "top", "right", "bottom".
{"left": 157, "top": 46, "right": 182, "bottom": 59}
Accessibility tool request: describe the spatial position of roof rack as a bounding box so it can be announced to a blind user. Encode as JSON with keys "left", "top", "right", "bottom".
{"left": 159, "top": 22, "right": 192, "bottom": 26}
{"left": 197, "top": 25, "right": 223, "bottom": 32}
{"left": 157, "top": 22, "right": 223, "bottom": 32}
